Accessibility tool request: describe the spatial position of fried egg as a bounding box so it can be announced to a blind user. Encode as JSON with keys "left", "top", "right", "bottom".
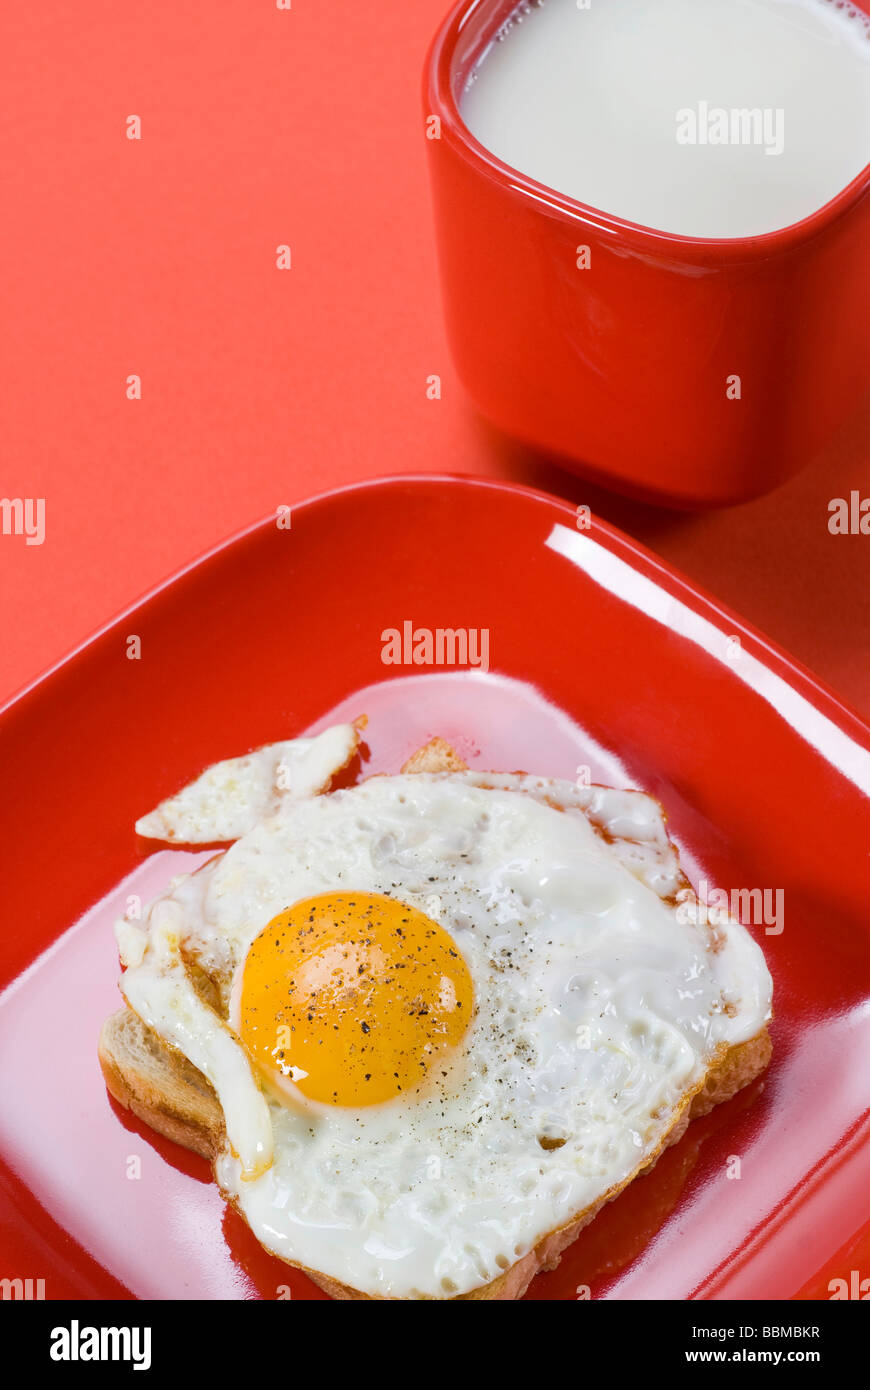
{"left": 117, "top": 724, "right": 772, "bottom": 1299}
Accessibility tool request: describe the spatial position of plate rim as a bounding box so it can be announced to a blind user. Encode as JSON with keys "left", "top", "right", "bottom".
{"left": 2, "top": 469, "right": 869, "bottom": 1299}
{"left": 3, "top": 472, "right": 869, "bottom": 757}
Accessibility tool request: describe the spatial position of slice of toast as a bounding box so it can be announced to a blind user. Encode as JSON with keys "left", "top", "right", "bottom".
{"left": 100, "top": 736, "right": 772, "bottom": 1301}
{"left": 100, "top": 1007, "right": 225, "bottom": 1160}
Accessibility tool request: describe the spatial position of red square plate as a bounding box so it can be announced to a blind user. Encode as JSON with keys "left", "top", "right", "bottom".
{"left": 1, "top": 475, "right": 868, "bottom": 1301}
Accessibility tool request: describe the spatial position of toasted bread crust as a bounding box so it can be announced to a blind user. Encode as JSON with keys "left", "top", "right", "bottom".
{"left": 400, "top": 737, "right": 468, "bottom": 775}
{"left": 101, "top": 735, "right": 772, "bottom": 1300}
{"left": 99, "top": 1010, "right": 223, "bottom": 1160}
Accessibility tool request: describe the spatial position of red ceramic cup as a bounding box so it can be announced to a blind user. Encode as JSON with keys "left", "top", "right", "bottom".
{"left": 423, "top": 0, "right": 870, "bottom": 508}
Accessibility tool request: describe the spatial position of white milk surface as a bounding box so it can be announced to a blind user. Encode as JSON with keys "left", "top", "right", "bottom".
{"left": 460, "top": 0, "right": 870, "bottom": 237}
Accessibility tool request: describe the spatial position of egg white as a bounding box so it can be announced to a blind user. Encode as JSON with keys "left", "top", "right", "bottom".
{"left": 117, "top": 758, "right": 772, "bottom": 1299}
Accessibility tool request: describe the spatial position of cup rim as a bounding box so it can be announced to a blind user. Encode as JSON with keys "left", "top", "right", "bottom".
{"left": 424, "top": 0, "right": 870, "bottom": 260}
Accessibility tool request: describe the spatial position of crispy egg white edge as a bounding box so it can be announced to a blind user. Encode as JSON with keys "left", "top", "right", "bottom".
{"left": 134, "top": 722, "right": 360, "bottom": 843}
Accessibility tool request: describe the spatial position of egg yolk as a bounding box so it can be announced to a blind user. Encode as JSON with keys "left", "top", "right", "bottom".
{"left": 238, "top": 892, "right": 473, "bottom": 1107}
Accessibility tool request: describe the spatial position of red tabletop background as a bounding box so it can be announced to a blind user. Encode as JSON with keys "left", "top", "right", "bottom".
{"left": 2, "top": 0, "right": 869, "bottom": 718}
